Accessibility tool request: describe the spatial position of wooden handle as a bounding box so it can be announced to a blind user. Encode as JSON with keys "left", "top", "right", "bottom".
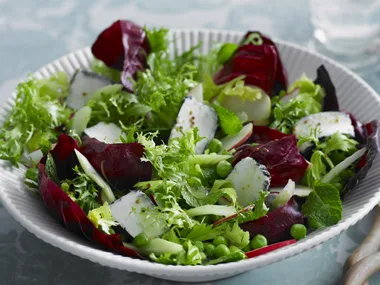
{"left": 345, "top": 205, "right": 380, "bottom": 269}
{"left": 343, "top": 251, "right": 380, "bottom": 285}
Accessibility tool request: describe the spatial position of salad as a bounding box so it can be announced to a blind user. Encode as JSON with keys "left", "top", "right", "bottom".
{"left": 1, "top": 20, "right": 379, "bottom": 266}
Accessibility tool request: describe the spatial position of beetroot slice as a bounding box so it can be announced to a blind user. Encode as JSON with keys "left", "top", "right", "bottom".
{"left": 246, "top": 125, "right": 290, "bottom": 145}
{"left": 234, "top": 135, "right": 308, "bottom": 187}
{"left": 214, "top": 31, "right": 287, "bottom": 96}
{"left": 91, "top": 20, "right": 149, "bottom": 91}
{"left": 80, "top": 136, "right": 152, "bottom": 192}
{"left": 239, "top": 198, "right": 304, "bottom": 243}
{"left": 38, "top": 135, "right": 141, "bottom": 258}
{"left": 245, "top": 239, "right": 296, "bottom": 259}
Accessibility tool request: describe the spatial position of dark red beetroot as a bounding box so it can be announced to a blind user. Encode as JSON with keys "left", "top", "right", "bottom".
{"left": 38, "top": 134, "right": 141, "bottom": 258}
{"left": 246, "top": 125, "right": 290, "bottom": 145}
{"left": 234, "top": 135, "right": 309, "bottom": 187}
{"left": 80, "top": 136, "right": 152, "bottom": 191}
{"left": 214, "top": 32, "right": 287, "bottom": 96}
{"left": 245, "top": 239, "right": 296, "bottom": 259}
{"left": 91, "top": 20, "right": 149, "bottom": 91}
{"left": 240, "top": 198, "right": 304, "bottom": 243}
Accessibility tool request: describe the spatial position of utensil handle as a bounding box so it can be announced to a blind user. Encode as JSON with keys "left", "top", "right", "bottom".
{"left": 345, "top": 205, "right": 380, "bottom": 269}
{"left": 343, "top": 251, "right": 380, "bottom": 285}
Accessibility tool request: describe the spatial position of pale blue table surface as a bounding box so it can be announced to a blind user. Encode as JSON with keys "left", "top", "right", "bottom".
{"left": 0, "top": 1, "right": 380, "bottom": 284}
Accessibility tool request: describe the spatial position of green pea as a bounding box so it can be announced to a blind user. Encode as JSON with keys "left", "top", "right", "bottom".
{"left": 208, "top": 138, "right": 223, "bottom": 153}
{"left": 290, "top": 224, "right": 307, "bottom": 240}
{"left": 213, "top": 235, "right": 228, "bottom": 246}
{"left": 215, "top": 244, "right": 230, "bottom": 258}
{"left": 204, "top": 243, "right": 215, "bottom": 258}
{"left": 216, "top": 160, "right": 232, "bottom": 178}
{"left": 133, "top": 233, "right": 149, "bottom": 248}
{"left": 229, "top": 245, "right": 241, "bottom": 253}
{"left": 251, "top": 234, "right": 268, "bottom": 250}
{"left": 242, "top": 244, "right": 252, "bottom": 252}
{"left": 61, "top": 182, "right": 70, "bottom": 192}
{"left": 194, "top": 241, "right": 204, "bottom": 251}
{"left": 217, "top": 43, "right": 238, "bottom": 64}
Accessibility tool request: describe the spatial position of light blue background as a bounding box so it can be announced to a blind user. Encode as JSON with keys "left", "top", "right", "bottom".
{"left": 0, "top": 1, "right": 380, "bottom": 284}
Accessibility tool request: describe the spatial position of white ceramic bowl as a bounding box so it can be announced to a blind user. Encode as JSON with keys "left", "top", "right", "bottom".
{"left": 0, "top": 29, "right": 380, "bottom": 283}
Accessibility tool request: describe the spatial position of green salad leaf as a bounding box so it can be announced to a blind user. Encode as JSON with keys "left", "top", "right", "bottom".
{"left": 24, "top": 167, "right": 39, "bottom": 189}
{"left": 145, "top": 27, "right": 169, "bottom": 53}
{"left": 322, "top": 132, "right": 358, "bottom": 156}
{"left": 61, "top": 165, "right": 101, "bottom": 214}
{"left": 87, "top": 84, "right": 151, "bottom": 128}
{"left": 88, "top": 202, "right": 118, "bottom": 234}
{"left": 0, "top": 73, "right": 71, "bottom": 165}
{"left": 45, "top": 152, "right": 60, "bottom": 184}
{"left": 184, "top": 223, "right": 227, "bottom": 242}
{"left": 305, "top": 150, "right": 327, "bottom": 187}
{"left": 203, "top": 74, "right": 262, "bottom": 102}
{"left": 212, "top": 104, "right": 243, "bottom": 135}
{"left": 91, "top": 58, "right": 121, "bottom": 82}
{"left": 134, "top": 55, "right": 197, "bottom": 129}
{"left": 270, "top": 75, "right": 324, "bottom": 134}
{"left": 181, "top": 180, "right": 237, "bottom": 208}
{"left": 237, "top": 191, "right": 269, "bottom": 223}
{"left": 223, "top": 222, "right": 250, "bottom": 249}
{"left": 302, "top": 182, "right": 342, "bottom": 228}
{"left": 299, "top": 128, "right": 359, "bottom": 188}
{"left": 207, "top": 250, "right": 246, "bottom": 265}
{"left": 150, "top": 240, "right": 203, "bottom": 265}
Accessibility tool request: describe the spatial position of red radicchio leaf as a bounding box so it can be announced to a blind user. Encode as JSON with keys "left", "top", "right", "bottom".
{"left": 346, "top": 111, "right": 368, "bottom": 145}
{"left": 314, "top": 65, "right": 339, "bottom": 112}
{"left": 80, "top": 136, "right": 152, "bottom": 192}
{"left": 214, "top": 31, "right": 287, "bottom": 96}
{"left": 240, "top": 198, "right": 304, "bottom": 243}
{"left": 245, "top": 125, "right": 290, "bottom": 145}
{"left": 50, "top": 134, "right": 79, "bottom": 181}
{"left": 91, "top": 20, "right": 149, "bottom": 91}
{"left": 38, "top": 135, "right": 141, "bottom": 258}
{"left": 342, "top": 120, "right": 380, "bottom": 196}
{"left": 234, "top": 135, "right": 309, "bottom": 187}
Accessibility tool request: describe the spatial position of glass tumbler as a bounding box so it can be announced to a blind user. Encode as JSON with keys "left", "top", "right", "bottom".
{"left": 309, "top": 0, "right": 380, "bottom": 73}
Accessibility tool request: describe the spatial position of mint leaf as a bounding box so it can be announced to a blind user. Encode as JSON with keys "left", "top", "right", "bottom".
{"left": 213, "top": 104, "right": 243, "bottom": 135}
{"left": 302, "top": 182, "right": 342, "bottom": 228}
